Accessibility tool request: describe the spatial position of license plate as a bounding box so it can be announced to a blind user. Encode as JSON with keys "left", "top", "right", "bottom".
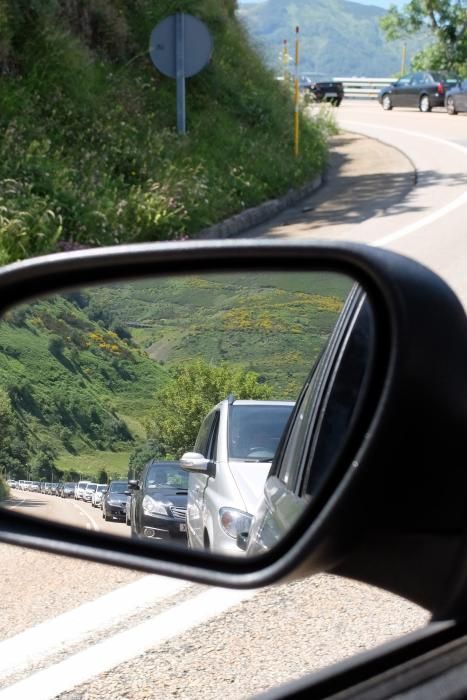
{"left": 179, "top": 523, "right": 187, "bottom": 533}
{"left": 325, "top": 93, "right": 338, "bottom": 98}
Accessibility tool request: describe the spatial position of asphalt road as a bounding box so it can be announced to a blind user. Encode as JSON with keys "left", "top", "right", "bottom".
{"left": 1, "top": 100, "right": 465, "bottom": 699}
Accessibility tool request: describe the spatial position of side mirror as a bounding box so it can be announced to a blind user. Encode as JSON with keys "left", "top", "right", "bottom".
{"left": 180, "top": 452, "right": 212, "bottom": 474}
{"left": 128, "top": 480, "right": 139, "bottom": 490}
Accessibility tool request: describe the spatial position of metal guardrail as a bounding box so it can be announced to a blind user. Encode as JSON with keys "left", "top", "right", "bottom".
{"left": 333, "top": 77, "right": 392, "bottom": 99}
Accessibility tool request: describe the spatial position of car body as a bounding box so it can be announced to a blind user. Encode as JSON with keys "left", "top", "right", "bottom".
{"left": 74, "top": 480, "right": 90, "bottom": 500}
{"left": 6, "top": 479, "right": 17, "bottom": 488}
{"left": 129, "top": 461, "right": 188, "bottom": 541}
{"left": 181, "top": 397, "right": 294, "bottom": 555}
{"left": 445, "top": 79, "right": 467, "bottom": 114}
{"left": 300, "top": 75, "right": 344, "bottom": 106}
{"left": 61, "top": 482, "right": 76, "bottom": 498}
{"left": 82, "top": 482, "right": 98, "bottom": 503}
{"left": 101, "top": 480, "right": 129, "bottom": 522}
{"left": 378, "top": 71, "right": 460, "bottom": 112}
{"left": 91, "top": 484, "right": 107, "bottom": 508}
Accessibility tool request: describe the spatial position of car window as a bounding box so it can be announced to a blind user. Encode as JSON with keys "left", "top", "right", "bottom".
{"left": 228, "top": 404, "right": 293, "bottom": 461}
{"left": 109, "top": 482, "right": 127, "bottom": 493}
{"left": 146, "top": 465, "right": 188, "bottom": 489}
{"left": 397, "top": 75, "right": 411, "bottom": 85}
{"left": 194, "top": 411, "right": 217, "bottom": 456}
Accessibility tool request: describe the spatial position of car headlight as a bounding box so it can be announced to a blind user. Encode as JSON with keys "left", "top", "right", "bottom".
{"left": 219, "top": 508, "right": 253, "bottom": 539}
{"left": 143, "top": 496, "right": 168, "bottom": 516}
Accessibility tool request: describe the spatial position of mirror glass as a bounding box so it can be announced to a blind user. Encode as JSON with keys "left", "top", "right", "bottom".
{"left": 0, "top": 270, "right": 374, "bottom": 558}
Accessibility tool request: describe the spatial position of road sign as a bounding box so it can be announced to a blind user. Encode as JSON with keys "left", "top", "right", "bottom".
{"left": 149, "top": 14, "right": 213, "bottom": 134}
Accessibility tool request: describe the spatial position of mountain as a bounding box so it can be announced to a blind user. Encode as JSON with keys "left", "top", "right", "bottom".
{"left": 238, "top": 0, "right": 422, "bottom": 77}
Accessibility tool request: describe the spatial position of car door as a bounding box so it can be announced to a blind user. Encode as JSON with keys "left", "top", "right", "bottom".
{"left": 460, "top": 79, "right": 467, "bottom": 111}
{"left": 187, "top": 410, "right": 220, "bottom": 548}
{"left": 391, "top": 74, "right": 412, "bottom": 107}
{"left": 406, "top": 72, "right": 426, "bottom": 107}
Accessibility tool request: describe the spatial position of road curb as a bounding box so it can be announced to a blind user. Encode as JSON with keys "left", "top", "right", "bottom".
{"left": 195, "top": 175, "right": 323, "bottom": 240}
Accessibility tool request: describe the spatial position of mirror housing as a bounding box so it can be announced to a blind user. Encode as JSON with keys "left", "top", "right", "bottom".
{"left": 0, "top": 240, "right": 466, "bottom": 620}
{"left": 180, "top": 452, "right": 213, "bottom": 474}
{"left": 128, "top": 480, "right": 139, "bottom": 490}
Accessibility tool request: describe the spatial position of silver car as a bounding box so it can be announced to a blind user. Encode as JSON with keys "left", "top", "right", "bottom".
{"left": 181, "top": 398, "right": 294, "bottom": 556}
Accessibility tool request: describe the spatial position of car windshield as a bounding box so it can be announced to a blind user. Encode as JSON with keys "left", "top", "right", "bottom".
{"left": 109, "top": 482, "right": 128, "bottom": 493}
{"left": 228, "top": 404, "right": 294, "bottom": 461}
{"left": 97, "top": 485, "right": 107, "bottom": 492}
{"left": 146, "top": 465, "right": 188, "bottom": 490}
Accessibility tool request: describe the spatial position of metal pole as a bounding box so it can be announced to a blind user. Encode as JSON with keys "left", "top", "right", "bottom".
{"left": 294, "top": 26, "right": 300, "bottom": 157}
{"left": 176, "top": 13, "right": 186, "bottom": 135}
{"left": 401, "top": 43, "right": 407, "bottom": 75}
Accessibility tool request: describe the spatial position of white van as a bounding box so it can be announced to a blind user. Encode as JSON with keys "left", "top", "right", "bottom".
{"left": 181, "top": 398, "right": 294, "bottom": 556}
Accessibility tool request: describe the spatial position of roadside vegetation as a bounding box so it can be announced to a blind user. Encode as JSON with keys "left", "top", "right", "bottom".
{"left": 0, "top": 0, "right": 330, "bottom": 263}
{"left": 0, "top": 273, "right": 349, "bottom": 481}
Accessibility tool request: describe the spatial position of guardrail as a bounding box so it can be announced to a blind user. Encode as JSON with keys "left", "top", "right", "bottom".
{"left": 333, "top": 77, "right": 392, "bottom": 99}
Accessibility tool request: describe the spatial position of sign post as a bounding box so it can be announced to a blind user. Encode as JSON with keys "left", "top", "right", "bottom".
{"left": 149, "top": 13, "right": 213, "bottom": 135}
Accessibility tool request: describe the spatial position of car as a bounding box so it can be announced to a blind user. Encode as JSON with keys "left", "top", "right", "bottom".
{"left": 101, "top": 480, "right": 129, "bottom": 522}
{"left": 74, "top": 480, "right": 90, "bottom": 500}
{"left": 129, "top": 461, "right": 188, "bottom": 541}
{"left": 378, "top": 71, "right": 460, "bottom": 112}
{"left": 6, "top": 479, "right": 17, "bottom": 488}
{"left": 91, "top": 484, "right": 107, "bottom": 508}
{"left": 181, "top": 397, "right": 295, "bottom": 555}
{"left": 300, "top": 75, "right": 344, "bottom": 106}
{"left": 445, "top": 78, "right": 467, "bottom": 114}
{"left": 61, "top": 482, "right": 76, "bottom": 498}
{"left": 82, "top": 482, "right": 98, "bottom": 503}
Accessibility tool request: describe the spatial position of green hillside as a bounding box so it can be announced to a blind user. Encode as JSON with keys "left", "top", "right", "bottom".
{"left": 239, "top": 0, "right": 424, "bottom": 76}
{"left": 0, "top": 271, "right": 352, "bottom": 478}
{"left": 0, "top": 0, "right": 329, "bottom": 263}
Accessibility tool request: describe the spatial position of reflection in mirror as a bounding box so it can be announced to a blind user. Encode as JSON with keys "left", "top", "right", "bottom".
{"left": 0, "top": 270, "right": 372, "bottom": 559}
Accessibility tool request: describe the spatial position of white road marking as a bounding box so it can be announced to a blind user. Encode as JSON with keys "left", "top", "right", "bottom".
{"left": 0, "top": 574, "right": 189, "bottom": 678}
{"left": 340, "top": 120, "right": 467, "bottom": 249}
{"left": 72, "top": 501, "right": 99, "bottom": 531}
{"left": 0, "top": 587, "right": 255, "bottom": 700}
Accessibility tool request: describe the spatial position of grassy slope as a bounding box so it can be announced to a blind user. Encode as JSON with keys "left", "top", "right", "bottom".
{"left": 85, "top": 271, "right": 353, "bottom": 398}
{"left": 0, "top": 272, "right": 351, "bottom": 477}
{"left": 0, "top": 0, "right": 330, "bottom": 263}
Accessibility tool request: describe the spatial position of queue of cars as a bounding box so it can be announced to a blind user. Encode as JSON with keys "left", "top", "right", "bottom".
{"left": 378, "top": 71, "right": 467, "bottom": 114}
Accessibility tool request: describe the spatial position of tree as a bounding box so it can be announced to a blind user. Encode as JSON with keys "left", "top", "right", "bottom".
{"left": 146, "top": 360, "right": 273, "bottom": 458}
{"left": 127, "top": 440, "right": 166, "bottom": 480}
{"left": 97, "top": 468, "right": 109, "bottom": 484}
{"left": 380, "top": 1, "right": 467, "bottom": 75}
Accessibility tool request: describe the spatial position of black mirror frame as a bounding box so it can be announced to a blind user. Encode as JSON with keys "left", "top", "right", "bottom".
{"left": 0, "top": 240, "right": 466, "bottom": 620}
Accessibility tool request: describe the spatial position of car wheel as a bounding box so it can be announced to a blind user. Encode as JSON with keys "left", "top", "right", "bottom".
{"left": 419, "top": 95, "right": 431, "bottom": 112}
{"left": 382, "top": 94, "right": 392, "bottom": 110}
{"left": 446, "top": 96, "right": 457, "bottom": 115}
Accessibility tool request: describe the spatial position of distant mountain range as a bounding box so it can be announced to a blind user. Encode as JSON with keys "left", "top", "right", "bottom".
{"left": 238, "top": 0, "right": 423, "bottom": 77}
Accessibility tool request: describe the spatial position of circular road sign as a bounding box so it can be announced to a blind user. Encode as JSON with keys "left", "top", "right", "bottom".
{"left": 149, "top": 14, "right": 213, "bottom": 79}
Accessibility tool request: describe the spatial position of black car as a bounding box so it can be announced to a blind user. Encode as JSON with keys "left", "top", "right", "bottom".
{"left": 379, "top": 71, "right": 460, "bottom": 112}
{"left": 300, "top": 75, "right": 344, "bottom": 106}
{"left": 101, "top": 480, "right": 129, "bottom": 522}
{"left": 129, "top": 461, "right": 188, "bottom": 542}
{"left": 445, "top": 78, "right": 467, "bottom": 114}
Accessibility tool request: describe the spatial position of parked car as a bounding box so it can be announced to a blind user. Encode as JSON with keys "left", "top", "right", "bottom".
{"left": 74, "top": 480, "right": 90, "bottom": 500}
{"left": 101, "top": 480, "right": 129, "bottom": 522}
{"left": 300, "top": 75, "right": 344, "bottom": 106}
{"left": 445, "top": 78, "right": 467, "bottom": 114}
{"left": 6, "top": 479, "right": 17, "bottom": 488}
{"left": 91, "top": 484, "right": 107, "bottom": 508}
{"left": 83, "top": 482, "right": 98, "bottom": 503}
{"left": 129, "top": 461, "right": 188, "bottom": 541}
{"left": 181, "top": 397, "right": 294, "bottom": 555}
{"left": 61, "top": 482, "right": 76, "bottom": 498}
{"left": 378, "top": 71, "right": 460, "bottom": 112}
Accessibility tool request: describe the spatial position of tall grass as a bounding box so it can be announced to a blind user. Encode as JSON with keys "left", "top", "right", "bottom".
{"left": 0, "top": 0, "right": 330, "bottom": 262}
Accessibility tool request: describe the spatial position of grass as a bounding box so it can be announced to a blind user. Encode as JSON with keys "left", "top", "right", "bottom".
{"left": 56, "top": 451, "right": 131, "bottom": 481}
{"left": 0, "top": 0, "right": 332, "bottom": 263}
